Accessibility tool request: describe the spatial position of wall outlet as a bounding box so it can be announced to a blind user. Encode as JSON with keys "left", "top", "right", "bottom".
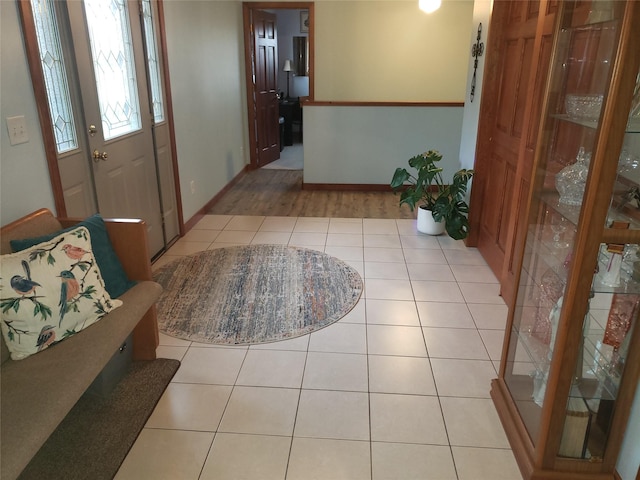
{"left": 190, "top": 180, "right": 196, "bottom": 194}
{"left": 6, "top": 116, "right": 29, "bottom": 146}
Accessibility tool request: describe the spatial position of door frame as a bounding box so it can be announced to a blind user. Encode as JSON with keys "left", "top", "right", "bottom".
{"left": 17, "top": 0, "right": 183, "bottom": 236}
{"left": 242, "top": 1, "right": 314, "bottom": 169}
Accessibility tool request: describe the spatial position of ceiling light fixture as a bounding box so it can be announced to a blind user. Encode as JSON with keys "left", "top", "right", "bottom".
{"left": 419, "top": 0, "right": 441, "bottom": 14}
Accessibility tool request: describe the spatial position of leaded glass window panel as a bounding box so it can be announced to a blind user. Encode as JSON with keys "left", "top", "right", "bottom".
{"left": 84, "top": 0, "right": 141, "bottom": 140}
{"left": 141, "top": 0, "right": 164, "bottom": 123}
{"left": 31, "top": 0, "right": 78, "bottom": 153}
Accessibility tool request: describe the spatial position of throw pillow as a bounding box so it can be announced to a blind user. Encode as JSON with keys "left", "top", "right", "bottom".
{"left": 0, "top": 226, "right": 122, "bottom": 360}
{"left": 10, "top": 214, "right": 136, "bottom": 298}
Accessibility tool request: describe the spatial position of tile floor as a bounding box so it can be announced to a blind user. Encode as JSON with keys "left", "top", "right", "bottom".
{"left": 115, "top": 215, "right": 522, "bottom": 480}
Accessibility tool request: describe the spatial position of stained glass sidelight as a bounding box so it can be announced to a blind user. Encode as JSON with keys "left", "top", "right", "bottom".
{"left": 84, "top": 0, "right": 141, "bottom": 140}
{"left": 141, "top": 0, "right": 164, "bottom": 123}
{"left": 31, "top": 0, "right": 78, "bottom": 153}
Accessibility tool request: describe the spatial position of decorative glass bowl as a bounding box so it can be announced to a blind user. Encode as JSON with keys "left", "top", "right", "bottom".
{"left": 556, "top": 147, "right": 590, "bottom": 206}
{"left": 565, "top": 94, "right": 603, "bottom": 120}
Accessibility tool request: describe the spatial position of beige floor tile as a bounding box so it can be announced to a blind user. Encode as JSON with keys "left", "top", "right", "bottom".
{"left": 155, "top": 345, "right": 188, "bottom": 361}
{"left": 412, "top": 280, "right": 465, "bottom": 303}
{"left": 181, "top": 229, "right": 221, "bottom": 243}
{"left": 368, "top": 355, "right": 436, "bottom": 395}
{"left": 326, "top": 233, "right": 364, "bottom": 247}
{"left": 364, "top": 261, "right": 409, "bottom": 280}
{"left": 479, "top": 329, "right": 507, "bottom": 361}
{"left": 324, "top": 245, "right": 363, "bottom": 261}
{"left": 365, "top": 279, "right": 414, "bottom": 301}
{"left": 416, "top": 301, "right": 475, "bottom": 328}
{"left": 441, "top": 397, "right": 510, "bottom": 448}
{"left": 152, "top": 254, "right": 181, "bottom": 271}
{"left": 363, "top": 218, "right": 398, "bottom": 234}
{"left": 423, "top": 327, "right": 490, "bottom": 360}
{"left": 437, "top": 236, "right": 468, "bottom": 250}
{"left": 287, "top": 438, "right": 371, "bottom": 480}
{"left": 218, "top": 386, "right": 299, "bottom": 436}
{"left": 328, "top": 221, "right": 363, "bottom": 234}
{"left": 213, "top": 230, "right": 256, "bottom": 244}
{"left": 194, "top": 215, "right": 233, "bottom": 230}
{"left": 365, "top": 299, "right": 420, "bottom": 326}
{"left": 158, "top": 332, "right": 191, "bottom": 347}
{"left": 450, "top": 264, "right": 499, "bottom": 283}
{"left": 458, "top": 282, "right": 503, "bottom": 304}
{"left": 259, "top": 216, "right": 297, "bottom": 232}
{"left": 396, "top": 219, "right": 418, "bottom": 235}
{"left": 367, "top": 325, "right": 427, "bottom": 357}
{"left": 371, "top": 442, "right": 457, "bottom": 480}
{"left": 172, "top": 347, "right": 246, "bottom": 385}
{"left": 294, "top": 390, "right": 370, "bottom": 441}
{"left": 403, "top": 248, "right": 448, "bottom": 264}
{"left": 370, "top": 393, "right": 448, "bottom": 444}
{"left": 115, "top": 429, "right": 214, "bottom": 480}
{"left": 289, "top": 232, "right": 327, "bottom": 246}
{"left": 400, "top": 234, "right": 441, "bottom": 249}
{"left": 468, "top": 303, "right": 509, "bottom": 329}
{"left": 443, "top": 249, "right": 488, "bottom": 265}
{"left": 236, "top": 350, "right": 306, "bottom": 388}
{"left": 430, "top": 358, "right": 495, "bottom": 397}
{"left": 406, "top": 263, "right": 456, "bottom": 281}
{"left": 145, "top": 383, "right": 232, "bottom": 431}
{"left": 308, "top": 323, "right": 367, "bottom": 354}
{"left": 452, "top": 446, "right": 521, "bottom": 480}
{"left": 250, "top": 231, "right": 291, "bottom": 244}
{"left": 225, "top": 215, "right": 265, "bottom": 231}
{"left": 293, "top": 218, "right": 330, "bottom": 233}
{"left": 363, "top": 247, "right": 406, "bottom": 263}
{"left": 302, "top": 352, "right": 368, "bottom": 391}
{"left": 200, "top": 433, "right": 291, "bottom": 480}
{"left": 165, "top": 240, "right": 210, "bottom": 256}
{"left": 364, "top": 234, "right": 402, "bottom": 248}
{"left": 249, "top": 334, "right": 310, "bottom": 351}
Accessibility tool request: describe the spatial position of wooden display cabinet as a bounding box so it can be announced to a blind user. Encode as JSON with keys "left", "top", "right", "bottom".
{"left": 491, "top": 1, "right": 640, "bottom": 479}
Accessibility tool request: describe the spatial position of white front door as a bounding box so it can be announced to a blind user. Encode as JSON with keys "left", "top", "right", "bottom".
{"left": 66, "top": 0, "right": 164, "bottom": 256}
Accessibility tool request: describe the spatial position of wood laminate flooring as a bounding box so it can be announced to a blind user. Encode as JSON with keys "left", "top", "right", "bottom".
{"left": 208, "top": 169, "right": 416, "bottom": 219}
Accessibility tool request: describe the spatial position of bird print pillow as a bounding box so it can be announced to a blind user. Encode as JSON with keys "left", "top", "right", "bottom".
{"left": 0, "top": 226, "right": 122, "bottom": 360}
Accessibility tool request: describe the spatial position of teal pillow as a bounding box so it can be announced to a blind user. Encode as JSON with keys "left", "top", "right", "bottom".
{"left": 10, "top": 214, "right": 136, "bottom": 298}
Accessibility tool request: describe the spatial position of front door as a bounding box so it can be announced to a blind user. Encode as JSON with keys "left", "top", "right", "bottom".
{"left": 253, "top": 10, "right": 281, "bottom": 167}
{"left": 64, "top": 0, "right": 164, "bottom": 256}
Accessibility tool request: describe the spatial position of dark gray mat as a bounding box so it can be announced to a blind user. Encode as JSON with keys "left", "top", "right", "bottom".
{"left": 18, "top": 358, "right": 180, "bottom": 480}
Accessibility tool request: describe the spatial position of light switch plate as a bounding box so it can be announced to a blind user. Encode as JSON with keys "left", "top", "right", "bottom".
{"left": 6, "top": 116, "right": 29, "bottom": 146}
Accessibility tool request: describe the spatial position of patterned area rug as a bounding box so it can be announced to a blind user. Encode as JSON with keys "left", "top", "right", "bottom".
{"left": 154, "top": 245, "right": 363, "bottom": 345}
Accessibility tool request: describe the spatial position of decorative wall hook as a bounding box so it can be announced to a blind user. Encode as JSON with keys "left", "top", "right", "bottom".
{"left": 470, "top": 23, "right": 485, "bottom": 102}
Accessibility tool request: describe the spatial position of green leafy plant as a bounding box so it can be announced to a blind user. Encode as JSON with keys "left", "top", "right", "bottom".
{"left": 390, "top": 150, "right": 474, "bottom": 240}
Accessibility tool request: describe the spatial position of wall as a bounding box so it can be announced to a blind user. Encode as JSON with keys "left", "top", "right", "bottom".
{"left": 459, "top": 0, "right": 492, "bottom": 170}
{"left": 314, "top": 0, "right": 473, "bottom": 102}
{"left": 0, "top": 1, "right": 56, "bottom": 226}
{"left": 304, "top": 105, "right": 463, "bottom": 185}
{"left": 162, "top": 1, "right": 249, "bottom": 221}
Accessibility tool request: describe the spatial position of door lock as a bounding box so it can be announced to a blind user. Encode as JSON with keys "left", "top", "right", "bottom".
{"left": 92, "top": 150, "right": 108, "bottom": 162}
{"left": 88, "top": 124, "right": 97, "bottom": 136}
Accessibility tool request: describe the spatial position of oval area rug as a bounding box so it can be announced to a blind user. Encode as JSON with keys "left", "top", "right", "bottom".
{"left": 154, "top": 245, "right": 363, "bottom": 345}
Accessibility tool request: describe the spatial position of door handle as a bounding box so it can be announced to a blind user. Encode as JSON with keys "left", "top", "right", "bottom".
{"left": 92, "top": 150, "right": 108, "bottom": 162}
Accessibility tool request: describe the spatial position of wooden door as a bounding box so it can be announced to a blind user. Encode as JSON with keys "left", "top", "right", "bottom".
{"left": 253, "top": 10, "right": 280, "bottom": 167}
{"left": 469, "top": 0, "right": 558, "bottom": 302}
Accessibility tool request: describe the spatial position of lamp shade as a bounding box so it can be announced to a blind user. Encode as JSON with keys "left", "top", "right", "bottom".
{"left": 283, "top": 59, "right": 293, "bottom": 72}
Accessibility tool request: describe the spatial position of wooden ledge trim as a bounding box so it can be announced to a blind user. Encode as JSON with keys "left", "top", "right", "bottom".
{"left": 302, "top": 101, "right": 464, "bottom": 108}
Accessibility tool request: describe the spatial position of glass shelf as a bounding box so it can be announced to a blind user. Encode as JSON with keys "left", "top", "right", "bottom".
{"left": 551, "top": 114, "right": 640, "bottom": 133}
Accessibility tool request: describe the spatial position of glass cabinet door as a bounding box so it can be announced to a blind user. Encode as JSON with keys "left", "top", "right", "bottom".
{"left": 503, "top": 0, "right": 640, "bottom": 462}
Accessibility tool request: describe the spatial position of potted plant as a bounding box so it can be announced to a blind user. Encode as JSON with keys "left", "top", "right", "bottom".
{"left": 390, "top": 149, "right": 474, "bottom": 239}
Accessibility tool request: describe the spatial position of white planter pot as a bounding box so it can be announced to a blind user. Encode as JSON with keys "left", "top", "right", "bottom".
{"left": 417, "top": 206, "right": 445, "bottom": 235}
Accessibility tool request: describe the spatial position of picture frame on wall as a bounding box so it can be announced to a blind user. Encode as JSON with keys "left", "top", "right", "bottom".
{"left": 300, "top": 11, "right": 309, "bottom": 33}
